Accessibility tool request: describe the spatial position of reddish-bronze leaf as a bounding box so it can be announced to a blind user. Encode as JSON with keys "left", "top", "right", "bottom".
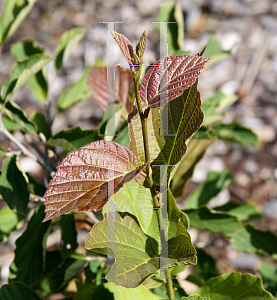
{"left": 43, "top": 140, "right": 142, "bottom": 222}
{"left": 87, "top": 66, "right": 134, "bottom": 112}
{"left": 111, "top": 30, "right": 136, "bottom": 66}
{"left": 129, "top": 81, "right": 204, "bottom": 187}
{"left": 139, "top": 55, "right": 211, "bottom": 108}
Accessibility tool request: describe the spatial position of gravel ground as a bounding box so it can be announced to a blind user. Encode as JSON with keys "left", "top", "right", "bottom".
{"left": 0, "top": 0, "right": 277, "bottom": 293}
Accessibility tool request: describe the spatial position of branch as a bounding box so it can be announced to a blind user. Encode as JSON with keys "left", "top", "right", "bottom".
{"left": 0, "top": 123, "right": 53, "bottom": 174}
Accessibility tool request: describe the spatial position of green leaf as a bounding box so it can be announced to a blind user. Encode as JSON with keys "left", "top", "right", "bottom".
{"left": 156, "top": 1, "right": 185, "bottom": 55}
{"left": 11, "top": 40, "right": 48, "bottom": 102}
{"left": 31, "top": 111, "right": 51, "bottom": 140}
{"left": 213, "top": 122, "right": 259, "bottom": 147}
{"left": 186, "top": 169, "right": 234, "bottom": 209}
{"left": 0, "top": 155, "right": 29, "bottom": 214}
{"left": 0, "top": 148, "right": 6, "bottom": 156}
{"left": 85, "top": 211, "right": 196, "bottom": 288}
{"left": 129, "top": 81, "right": 204, "bottom": 186}
{"left": 2, "top": 100, "right": 37, "bottom": 133}
{"left": 10, "top": 205, "right": 51, "bottom": 285}
{"left": 202, "top": 91, "right": 237, "bottom": 126}
{"left": 185, "top": 206, "right": 243, "bottom": 234}
{"left": 27, "top": 173, "right": 46, "bottom": 197}
{"left": 84, "top": 259, "right": 104, "bottom": 284}
{"left": 54, "top": 28, "right": 85, "bottom": 71}
{"left": 46, "top": 127, "right": 101, "bottom": 153}
{"left": 59, "top": 213, "right": 78, "bottom": 259}
{"left": 0, "top": 0, "right": 37, "bottom": 45}
{"left": 194, "top": 272, "right": 276, "bottom": 300}
{"left": 103, "top": 181, "right": 189, "bottom": 242}
{"left": 49, "top": 255, "right": 86, "bottom": 292}
{"left": 203, "top": 35, "right": 230, "bottom": 67}
{"left": 259, "top": 261, "right": 277, "bottom": 297}
{"left": 58, "top": 66, "right": 92, "bottom": 111}
{"left": 229, "top": 224, "right": 277, "bottom": 258}
{"left": 214, "top": 201, "right": 262, "bottom": 222}
{"left": 102, "top": 179, "right": 159, "bottom": 241}
{"left": 0, "top": 206, "right": 24, "bottom": 242}
{"left": 103, "top": 281, "right": 161, "bottom": 300}
{"left": 10, "top": 40, "right": 44, "bottom": 60}
{"left": 186, "top": 247, "right": 220, "bottom": 287}
{"left": 181, "top": 296, "right": 209, "bottom": 300}
{"left": 99, "top": 104, "right": 123, "bottom": 142}
{"left": 167, "top": 220, "right": 197, "bottom": 266}
{"left": 154, "top": 277, "right": 188, "bottom": 299}
{"left": 1, "top": 53, "right": 51, "bottom": 101}
{"left": 168, "top": 188, "right": 189, "bottom": 239}
{"left": 170, "top": 139, "right": 214, "bottom": 198}
{"left": 0, "top": 282, "right": 43, "bottom": 300}
{"left": 113, "top": 121, "right": 130, "bottom": 148}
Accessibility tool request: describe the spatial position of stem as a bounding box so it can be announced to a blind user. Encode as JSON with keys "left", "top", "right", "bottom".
{"left": 133, "top": 72, "right": 160, "bottom": 219}
{"left": 165, "top": 270, "right": 175, "bottom": 300}
{"left": 133, "top": 65, "right": 174, "bottom": 300}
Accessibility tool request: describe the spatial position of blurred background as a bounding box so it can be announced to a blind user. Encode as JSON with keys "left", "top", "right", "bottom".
{"left": 0, "top": 0, "right": 276, "bottom": 294}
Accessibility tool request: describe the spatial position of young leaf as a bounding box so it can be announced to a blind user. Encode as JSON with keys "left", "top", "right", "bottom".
{"left": 170, "top": 139, "right": 214, "bottom": 198}
{"left": 0, "top": 282, "right": 43, "bottom": 300}
{"left": 259, "top": 261, "right": 277, "bottom": 297}
{"left": 185, "top": 206, "right": 243, "bottom": 234}
{"left": 0, "top": 0, "right": 37, "bottom": 45}
{"left": 85, "top": 211, "right": 196, "bottom": 288}
{"left": 1, "top": 54, "right": 51, "bottom": 101}
{"left": 58, "top": 66, "right": 92, "bottom": 111}
{"left": 186, "top": 169, "right": 234, "bottom": 209}
{"left": 129, "top": 81, "right": 204, "bottom": 186}
{"left": 43, "top": 140, "right": 143, "bottom": 222}
{"left": 46, "top": 127, "right": 101, "bottom": 154}
{"left": 135, "top": 31, "right": 147, "bottom": 62}
{"left": 193, "top": 272, "right": 276, "bottom": 300}
{"left": 10, "top": 205, "right": 51, "bottom": 285}
{"left": 87, "top": 66, "right": 133, "bottom": 112}
{"left": 59, "top": 213, "right": 78, "bottom": 259}
{"left": 102, "top": 179, "right": 159, "bottom": 241}
{"left": 229, "top": 224, "right": 277, "bottom": 258}
{"left": 139, "top": 55, "right": 210, "bottom": 108}
{"left": 11, "top": 40, "right": 48, "bottom": 102}
{"left": 54, "top": 28, "right": 85, "bottom": 71}
{"left": 111, "top": 30, "right": 136, "bottom": 66}
{"left": 0, "top": 155, "right": 29, "bottom": 214}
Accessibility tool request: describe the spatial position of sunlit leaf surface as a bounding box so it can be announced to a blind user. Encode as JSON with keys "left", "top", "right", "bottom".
{"left": 43, "top": 140, "right": 143, "bottom": 222}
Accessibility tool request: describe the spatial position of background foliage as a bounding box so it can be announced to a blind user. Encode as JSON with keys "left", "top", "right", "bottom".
{"left": 0, "top": 1, "right": 276, "bottom": 300}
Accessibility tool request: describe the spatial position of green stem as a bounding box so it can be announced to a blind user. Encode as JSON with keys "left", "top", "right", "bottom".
{"left": 165, "top": 270, "right": 175, "bottom": 300}
{"left": 133, "top": 71, "right": 160, "bottom": 219}
{"left": 133, "top": 66, "right": 174, "bottom": 300}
